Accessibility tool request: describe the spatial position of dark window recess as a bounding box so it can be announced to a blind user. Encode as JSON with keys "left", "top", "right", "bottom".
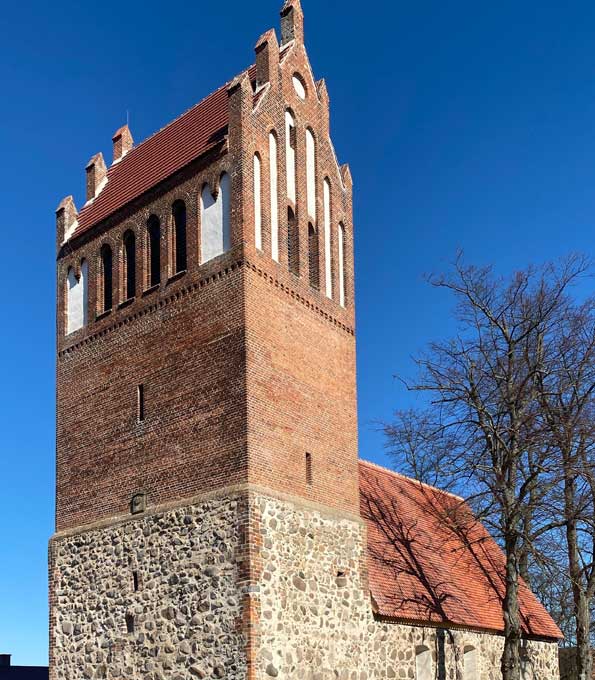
{"left": 147, "top": 216, "right": 161, "bottom": 287}
{"left": 133, "top": 571, "right": 140, "bottom": 592}
{"left": 131, "top": 492, "right": 147, "bottom": 515}
{"left": 100, "top": 244, "right": 113, "bottom": 312}
{"left": 125, "top": 614, "right": 135, "bottom": 634}
{"left": 173, "top": 200, "right": 187, "bottom": 273}
{"left": 288, "top": 207, "right": 299, "bottom": 275}
{"left": 306, "top": 452, "right": 313, "bottom": 486}
{"left": 137, "top": 384, "right": 145, "bottom": 423}
{"left": 308, "top": 223, "right": 320, "bottom": 289}
{"left": 123, "top": 230, "right": 136, "bottom": 300}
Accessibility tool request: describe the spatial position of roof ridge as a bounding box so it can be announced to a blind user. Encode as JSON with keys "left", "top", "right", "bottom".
{"left": 359, "top": 458, "right": 465, "bottom": 502}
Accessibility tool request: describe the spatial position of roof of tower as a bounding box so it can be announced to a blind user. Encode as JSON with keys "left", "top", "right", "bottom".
{"left": 72, "top": 66, "right": 257, "bottom": 239}
{"left": 359, "top": 460, "right": 562, "bottom": 640}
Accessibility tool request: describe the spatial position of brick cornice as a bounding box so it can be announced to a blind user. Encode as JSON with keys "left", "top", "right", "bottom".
{"left": 59, "top": 256, "right": 354, "bottom": 358}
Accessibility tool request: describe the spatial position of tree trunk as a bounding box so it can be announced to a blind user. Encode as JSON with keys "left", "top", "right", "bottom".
{"left": 501, "top": 537, "right": 522, "bottom": 680}
{"left": 574, "top": 592, "right": 592, "bottom": 680}
{"left": 566, "top": 472, "right": 593, "bottom": 680}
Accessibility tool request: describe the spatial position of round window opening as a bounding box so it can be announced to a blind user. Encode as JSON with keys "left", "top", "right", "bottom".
{"left": 292, "top": 74, "right": 307, "bottom": 100}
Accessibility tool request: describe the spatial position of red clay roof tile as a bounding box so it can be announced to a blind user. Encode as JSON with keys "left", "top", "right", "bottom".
{"left": 73, "top": 66, "right": 257, "bottom": 239}
{"left": 360, "top": 460, "right": 562, "bottom": 639}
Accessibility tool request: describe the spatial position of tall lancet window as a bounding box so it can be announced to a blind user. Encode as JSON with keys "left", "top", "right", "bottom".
{"left": 338, "top": 223, "right": 346, "bottom": 307}
{"left": 99, "top": 244, "right": 113, "bottom": 313}
{"left": 288, "top": 207, "right": 299, "bottom": 276}
{"left": 306, "top": 128, "right": 316, "bottom": 220}
{"left": 323, "top": 179, "right": 332, "bottom": 299}
{"left": 66, "top": 260, "right": 88, "bottom": 335}
{"left": 285, "top": 111, "right": 296, "bottom": 204}
{"left": 254, "top": 154, "right": 262, "bottom": 250}
{"left": 201, "top": 173, "right": 231, "bottom": 264}
{"left": 463, "top": 646, "right": 478, "bottom": 680}
{"left": 308, "top": 223, "right": 319, "bottom": 289}
{"left": 415, "top": 646, "right": 432, "bottom": 680}
{"left": 172, "top": 200, "right": 187, "bottom": 273}
{"left": 123, "top": 230, "right": 136, "bottom": 300}
{"left": 147, "top": 215, "right": 161, "bottom": 287}
{"left": 269, "top": 133, "right": 279, "bottom": 262}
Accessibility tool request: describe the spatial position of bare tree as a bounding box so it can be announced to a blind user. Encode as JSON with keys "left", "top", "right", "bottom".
{"left": 534, "top": 299, "right": 595, "bottom": 680}
{"left": 385, "top": 254, "right": 589, "bottom": 680}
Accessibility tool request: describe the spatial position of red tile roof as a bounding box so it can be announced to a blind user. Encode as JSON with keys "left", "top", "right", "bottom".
{"left": 360, "top": 460, "right": 562, "bottom": 639}
{"left": 73, "top": 66, "right": 257, "bottom": 239}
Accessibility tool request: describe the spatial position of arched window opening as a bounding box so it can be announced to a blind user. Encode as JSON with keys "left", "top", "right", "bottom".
{"left": 285, "top": 112, "right": 296, "bottom": 204}
{"left": 147, "top": 216, "right": 161, "bottom": 287}
{"left": 99, "top": 244, "right": 113, "bottom": 313}
{"left": 123, "top": 230, "right": 136, "bottom": 300}
{"left": 338, "top": 223, "right": 346, "bottom": 307}
{"left": 201, "top": 173, "right": 231, "bottom": 264}
{"left": 66, "top": 260, "right": 88, "bottom": 335}
{"left": 308, "top": 223, "right": 319, "bottom": 289}
{"left": 269, "top": 132, "right": 279, "bottom": 262}
{"left": 463, "top": 646, "right": 478, "bottom": 680}
{"left": 172, "top": 200, "right": 187, "bottom": 273}
{"left": 306, "top": 128, "right": 316, "bottom": 220}
{"left": 323, "top": 179, "right": 332, "bottom": 299}
{"left": 415, "top": 646, "right": 432, "bottom": 680}
{"left": 287, "top": 207, "right": 299, "bottom": 276}
{"left": 521, "top": 652, "right": 534, "bottom": 680}
{"left": 254, "top": 154, "right": 262, "bottom": 250}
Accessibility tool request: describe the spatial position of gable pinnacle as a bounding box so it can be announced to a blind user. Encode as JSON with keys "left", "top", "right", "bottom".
{"left": 280, "top": 0, "right": 304, "bottom": 45}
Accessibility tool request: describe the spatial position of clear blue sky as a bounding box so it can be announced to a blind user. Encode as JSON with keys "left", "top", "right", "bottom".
{"left": 2, "top": 0, "right": 595, "bottom": 666}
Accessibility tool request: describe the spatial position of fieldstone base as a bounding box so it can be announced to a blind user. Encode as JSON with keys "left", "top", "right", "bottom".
{"left": 49, "top": 487, "right": 560, "bottom": 680}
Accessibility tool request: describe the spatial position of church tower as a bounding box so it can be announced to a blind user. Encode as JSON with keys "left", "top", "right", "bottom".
{"left": 50, "top": 3, "right": 362, "bottom": 678}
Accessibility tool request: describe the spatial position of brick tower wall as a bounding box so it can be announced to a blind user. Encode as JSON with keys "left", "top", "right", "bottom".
{"left": 55, "top": 140, "right": 253, "bottom": 532}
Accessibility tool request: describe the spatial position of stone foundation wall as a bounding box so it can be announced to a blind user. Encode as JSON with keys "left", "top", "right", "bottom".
{"left": 49, "top": 495, "right": 247, "bottom": 680}
{"left": 251, "top": 493, "right": 560, "bottom": 680}
{"left": 49, "top": 488, "right": 560, "bottom": 680}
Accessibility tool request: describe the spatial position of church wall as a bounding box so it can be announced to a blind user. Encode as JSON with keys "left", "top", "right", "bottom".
{"left": 49, "top": 485, "right": 560, "bottom": 680}
{"left": 250, "top": 492, "right": 560, "bottom": 680}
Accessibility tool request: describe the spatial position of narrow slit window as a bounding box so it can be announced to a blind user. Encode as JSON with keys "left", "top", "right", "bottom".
{"left": 125, "top": 614, "right": 135, "bottom": 634}
{"left": 137, "top": 384, "right": 145, "bottom": 423}
{"left": 133, "top": 571, "right": 139, "bottom": 592}
{"left": 306, "top": 453, "right": 313, "bottom": 486}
